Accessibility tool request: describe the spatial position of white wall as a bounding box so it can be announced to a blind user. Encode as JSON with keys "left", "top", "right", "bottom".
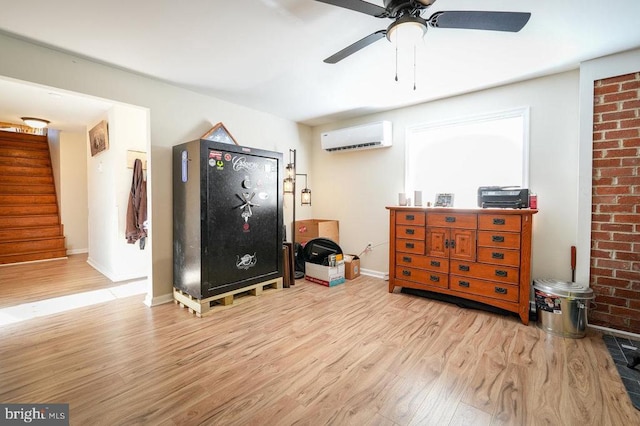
{"left": 311, "top": 70, "right": 581, "bottom": 282}
{"left": 60, "top": 131, "right": 88, "bottom": 253}
{"left": 112, "top": 104, "right": 149, "bottom": 281}
{"left": 86, "top": 104, "right": 151, "bottom": 282}
{"left": 0, "top": 33, "right": 312, "bottom": 305}
{"left": 87, "top": 115, "right": 117, "bottom": 277}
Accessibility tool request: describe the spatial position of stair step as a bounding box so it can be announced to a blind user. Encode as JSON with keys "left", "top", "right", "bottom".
{"left": 0, "top": 132, "right": 48, "bottom": 146}
{"left": 0, "top": 142, "right": 49, "bottom": 158}
{"left": 0, "top": 184, "right": 55, "bottom": 195}
{"left": 0, "top": 194, "right": 57, "bottom": 204}
{"left": 0, "top": 141, "right": 49, "bottom": 153}
{"left": 0, "top": 165, "right": 52, "bottom": 176}
{"left": 0, "top": 174, "right": 53, "bottom": 185}
{"left": 0, "top": 204, "right": 58, "bottom": 216}
{"left": 0, "top": 249, "right": 67, "bottom": 265}
{"left": 0, "top": 215, "right": 60, "bottom": 228}
{"left": 0, "top": 225, "right": 64, "bottom": 241}
{"left": 0, "top": 236, "right": 66, "bottom": 256}
{"left": 0, "top": 156, "right": 51, "bottom": 168}
{"left": 0, "top": 147, "right": 50, "bottom": 159}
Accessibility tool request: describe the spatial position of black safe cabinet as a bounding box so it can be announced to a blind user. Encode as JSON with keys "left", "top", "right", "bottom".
{"left": 172, "top": 139, "right": 283, "bottom": 299}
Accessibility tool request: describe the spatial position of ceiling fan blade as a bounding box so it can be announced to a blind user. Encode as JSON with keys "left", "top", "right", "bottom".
{"left": 428, "top": 11, "right": 531, "bottom": 32}
{"left": 324, "top": 30, "right": 387, "bottom": 64}
{"left": 315, "top": 0, "right": 388, "bottom": 18}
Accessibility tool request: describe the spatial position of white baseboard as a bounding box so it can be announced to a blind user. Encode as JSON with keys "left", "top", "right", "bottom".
{"left": 144, "top": 292, "right": 174, "bottom": 307}
{"left": 361, "top": 268, "right": 388, "bottom": 280}
{"left": 66, "top": 248, "right": 88, "bottom": 255}
{"left": 588, "top": 324, "right": 640, "bottom": 340}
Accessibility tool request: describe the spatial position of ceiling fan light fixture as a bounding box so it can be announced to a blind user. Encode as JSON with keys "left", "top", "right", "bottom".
{"left": 386, "top": 16, "right": 427, "bottom": 46}
{"left": 21, "top": 117, "right": 50, "bottom": 129}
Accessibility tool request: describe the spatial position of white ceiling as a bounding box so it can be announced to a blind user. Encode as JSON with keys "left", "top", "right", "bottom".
{"left": 1, "top": 0, "right": 640, "bottom": 131}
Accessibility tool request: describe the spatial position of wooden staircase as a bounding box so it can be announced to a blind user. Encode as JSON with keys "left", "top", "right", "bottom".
{"left": 0, "top": 131, "right": 67, "bottom": 265}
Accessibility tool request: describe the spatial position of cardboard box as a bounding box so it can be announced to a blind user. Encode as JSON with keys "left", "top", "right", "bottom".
{"left": 344, "top": 254, "right": 360, "bottom": 280}
{"left": 295, "top": 219, "right": 339, "bottom": 244}
{"left": 305, "top": 262, "right": 345, "bottom": 287}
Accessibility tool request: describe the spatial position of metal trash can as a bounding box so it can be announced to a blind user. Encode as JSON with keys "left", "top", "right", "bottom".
{"left": 533, "top": 279, "right": 594, "bottom": 338}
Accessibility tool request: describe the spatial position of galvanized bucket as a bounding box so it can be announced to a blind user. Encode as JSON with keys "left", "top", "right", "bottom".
{"left": 533, "top": 279, "right": 595, "bottom": 338}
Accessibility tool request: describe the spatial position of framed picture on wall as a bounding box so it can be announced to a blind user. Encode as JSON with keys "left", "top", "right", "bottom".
{"left": 201, "top": 122, "right": 238, "bottom": 145}
{"left": 89, "top": 120, "right": 109, "bottom": 157}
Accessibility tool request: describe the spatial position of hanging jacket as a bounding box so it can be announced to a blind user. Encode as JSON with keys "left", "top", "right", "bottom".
{"left": 126, "top": 158, "right": 147, "bottom": 249}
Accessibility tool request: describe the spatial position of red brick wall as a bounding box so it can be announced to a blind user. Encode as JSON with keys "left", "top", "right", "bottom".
{"left": 590, "top": 71, "right": 640, "bottom": 334}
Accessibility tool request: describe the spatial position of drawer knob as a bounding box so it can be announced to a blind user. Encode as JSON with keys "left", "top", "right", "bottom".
{"left": 402, "top": 270, "right": 411, "bottom": 277}
{"left": 492, "top": 235, "right": 505, "bottom": 242}
{"left": 495, "top": 287, "right": 508, "bottom": 295}
{"left": 493, "top": 218, "right": 506, "bottom": 225}
{"left": 458, "top": 265, "right": 470, "bottom": 272}
{"left": 445, "top": 216, "right": 456, "bottom": 223}
{"left": 458, "top": 281, "right": 470, "bottom": 288}
{"left": 406, "top": 229, "right": 415, "bottom": 235}
{"left": 406, "top": 243, "right": 415, "bottom": 249}
{"left": 403, "top": 256, "right": 412, "bottom": 263}
{"left": 495, "top": 270, "right": 508, "bottom": 277}
{"left": 492, "top": 252, "right": 505, "bottom": 259}
{"left": 430, "top": 275, "right": 440, "bottom": 282}
{"left": 406, "top": 214, "right": 415, "bottom": 220}
{"left": 430, "top": 260, "right": 440, "bottom": 267}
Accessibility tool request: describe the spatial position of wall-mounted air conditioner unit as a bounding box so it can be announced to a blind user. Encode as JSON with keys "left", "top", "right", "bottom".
{"left": 321, "top": 120, "right": 392, "bottom": 152}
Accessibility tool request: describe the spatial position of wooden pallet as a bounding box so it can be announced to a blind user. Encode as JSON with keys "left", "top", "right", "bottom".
{"left": 173, "top": 277, "right": 283, "bottom": 317}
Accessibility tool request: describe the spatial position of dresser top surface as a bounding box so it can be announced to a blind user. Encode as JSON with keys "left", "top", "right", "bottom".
{"left": 386, "top": 206, "right": 538, "bottom": 215}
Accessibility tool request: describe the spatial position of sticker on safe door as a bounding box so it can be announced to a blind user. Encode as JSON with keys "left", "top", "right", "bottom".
{"left": 209, "top": 158, "right": 224, "bottom": 169}
{"left": 232, "top": 156, "right": 258, "bottom": 172}
{"left": 209, "top": 151, "right": 223, "bottom": 160}
{"left": 236, "top": 253, "right": 257, "bottom": 270}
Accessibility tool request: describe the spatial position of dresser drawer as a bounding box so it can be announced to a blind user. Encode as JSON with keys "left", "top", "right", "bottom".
{"left": 449, "top": 276, "right": 519, "bottom": 302}
{"left": 396, "top": 225, "right": 425, "bottom": 240}
{"left": 477, "top": 247, "right": 520, "bottom": 267}
{"left": 424, "top": 256, "right": 449, "bottom": 273}
{"left": 396, "top": 254, "right": 449, "bottom": 273}
{"left": 396, "top": 238, "right": 425, "bottom": 255}
{"left": 396, "top": 211, "right": 426, "bottom": 226}
{"left": 478, "top": 214, "right": 521, "bottom": 232}
{"left": 396, "top": 266, "right": 448, "bottom": 288}
{"left": 450, "top": 261, "right": 519, "bottom": 285}
{"left": 477, "top": 231, "right": 521, "bottom": 249}
{"left": 427, "top": 213, "right": 477, "bottom": 229}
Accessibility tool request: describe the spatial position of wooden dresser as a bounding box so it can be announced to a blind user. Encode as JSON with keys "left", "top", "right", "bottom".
{"left": 387, "top": 207, "right": 537, "bottom": 324}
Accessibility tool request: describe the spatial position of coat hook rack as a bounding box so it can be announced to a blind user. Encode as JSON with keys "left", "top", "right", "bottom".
{"left": 126, "top": 150, "right": 147, "bottom": 170}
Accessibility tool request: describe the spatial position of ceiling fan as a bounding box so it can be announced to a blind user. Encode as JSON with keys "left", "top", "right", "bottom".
{"left": 316, "top": 0, "right": 531, "bottom": 64}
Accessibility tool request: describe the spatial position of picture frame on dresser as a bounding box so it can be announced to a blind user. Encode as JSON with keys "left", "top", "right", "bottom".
{"left": 435, "top": 193, "right": 454, "bottom": 207}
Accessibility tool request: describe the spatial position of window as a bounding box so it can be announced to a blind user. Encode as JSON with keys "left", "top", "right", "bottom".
{"left": 405, "top": 107, "right": 529, "bottom": 208}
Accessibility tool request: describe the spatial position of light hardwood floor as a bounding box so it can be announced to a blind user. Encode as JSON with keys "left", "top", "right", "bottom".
{"left": 1, "top": 255, "right": 639, "bottom": 425}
